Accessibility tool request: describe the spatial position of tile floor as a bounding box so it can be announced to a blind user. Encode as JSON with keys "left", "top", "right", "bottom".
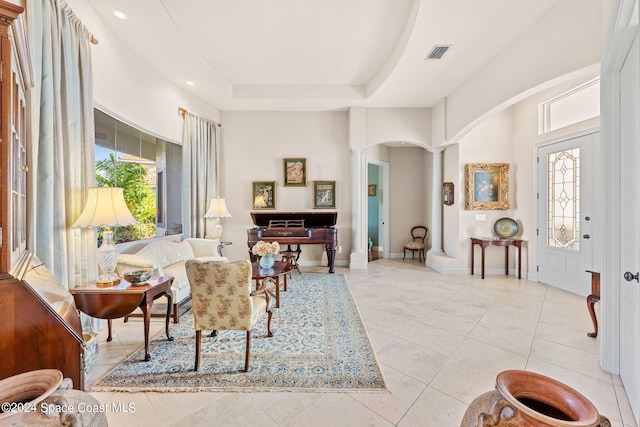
{"left": 87, "top": 259, "right": 637, "bottom": 426}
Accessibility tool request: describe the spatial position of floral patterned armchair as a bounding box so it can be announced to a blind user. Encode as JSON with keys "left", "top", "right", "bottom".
{"left": 185, "top": 259, "right": 273, "bottom": 372}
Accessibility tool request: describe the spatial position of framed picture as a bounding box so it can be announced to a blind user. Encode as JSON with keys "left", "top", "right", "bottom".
{"left": 465, "top": 163, "right": 509, "bottom": 210}
{"left": 368, "top": 184, "right": 377, "bottom": 196}
{"left": 313, "top": 180, "right": 336, "bottom": 209}
{"left": 252, "top": 181, "right": 276, "bottom": 209}
{"left": 443, "top": 182, "right": 454, "bottom": 206}
{"left": 283, "top": 158, "right": 307, "bottom": 186}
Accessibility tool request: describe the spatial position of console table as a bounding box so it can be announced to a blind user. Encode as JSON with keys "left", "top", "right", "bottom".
{"left": 586, "top": 270, "right": 601, "bottom": 338}
{"left": 470, "top": 237, "right": 523, "bottom": 279}
{"left": 71, "top": 276, "right": 174, "bottom": 361}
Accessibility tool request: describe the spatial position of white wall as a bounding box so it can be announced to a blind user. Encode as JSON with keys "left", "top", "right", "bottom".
{"left": 388, "top": 147, "right": 428, "bottom": 256}
{"left": 219, "top": 111, "right": 351, "bottom": 266}
{"left": 441, "top": 0, "right": 611, "bottom": 145}
{"left": 435, "top": 72, "right": 601, "bottom": 276}
{"left": 366, "top": 108, "right": 431, "bottom": 147}
{"left": 457, "top": 109, "right": 515, "bottom": 272}
{"left": 64, "top": 0, "right": 219, "bottom": 143}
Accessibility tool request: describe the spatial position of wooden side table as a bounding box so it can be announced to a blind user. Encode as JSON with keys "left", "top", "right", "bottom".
{"left": 251, "top": 261, "right": 293, "bottom": 308}
{"left": 470, "top": 237, "right": 523, "bottom": 279}
{"left": 71, "top": 276, "right": 174, "bottom": 361}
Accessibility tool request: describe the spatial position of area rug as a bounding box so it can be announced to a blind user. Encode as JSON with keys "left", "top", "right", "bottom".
{"left": 91, "top": 273, "right": 387, "bottom": 393}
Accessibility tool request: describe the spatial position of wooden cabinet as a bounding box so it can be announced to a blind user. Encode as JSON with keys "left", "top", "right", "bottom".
{"left": 0, "top": 1, "right": 30, "bottom": 272}
{"left": 1, "top": 252, "right": 85, "bottom": 390}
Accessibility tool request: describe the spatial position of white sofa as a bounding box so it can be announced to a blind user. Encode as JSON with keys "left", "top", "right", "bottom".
{"left": 116, "top": 238, "right": 225, "bottom": 322}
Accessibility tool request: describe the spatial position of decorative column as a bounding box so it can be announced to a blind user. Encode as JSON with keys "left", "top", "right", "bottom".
{"left": 429, "top": 148, "right": 444, "bottom": 255}
{"left": 351, "top": 147, "right": 363, "bottom": 254}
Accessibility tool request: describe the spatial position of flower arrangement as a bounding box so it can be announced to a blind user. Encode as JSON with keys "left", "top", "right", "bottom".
{"left": 251, "top": 240, "right": 280, "bottom": 256}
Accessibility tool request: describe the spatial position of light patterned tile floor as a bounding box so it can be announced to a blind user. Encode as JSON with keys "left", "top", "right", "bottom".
{"left": 87, "top": 259, "right": 638, "bottom": 426}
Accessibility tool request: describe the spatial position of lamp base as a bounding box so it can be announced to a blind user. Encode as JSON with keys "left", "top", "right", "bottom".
{"left": 96, "top": 272, "right": 121, "bottom": 287}
{"left": 210, "top": 218, "right": 223, "bottom": 240}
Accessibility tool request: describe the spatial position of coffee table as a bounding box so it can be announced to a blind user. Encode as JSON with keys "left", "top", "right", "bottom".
{"left": 251, "top": 261, "right": 293, "bottom": 308}
{"left": 70, "top": 276, "right": 174, "bottom": 361}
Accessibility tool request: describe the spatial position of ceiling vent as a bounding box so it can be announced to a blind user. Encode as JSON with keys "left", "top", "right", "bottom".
{"left": 426, "top": 45, "right": 451, "bottom": 60}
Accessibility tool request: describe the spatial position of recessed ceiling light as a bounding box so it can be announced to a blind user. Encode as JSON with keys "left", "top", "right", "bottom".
{"left": 111, "top": 9, "right": 128, "bottom": 20}
{"left": 186, "top": 81, "right": 196, "bottom": 86}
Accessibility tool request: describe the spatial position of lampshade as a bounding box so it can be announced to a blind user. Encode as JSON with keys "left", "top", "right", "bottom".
{"left": 72, "top": 187, "right": 138, "bottom": 228}
{"left": 204, "top": 198, "right": 231, "bottom": 218}
{"left": 73, "top": 187, "right": 137, "bottom": 285}
{"left": 253, "top": 195, "right": 267, "bottom": 209}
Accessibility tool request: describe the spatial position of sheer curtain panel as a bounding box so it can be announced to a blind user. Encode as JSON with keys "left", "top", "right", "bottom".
{"left": 181, "top": 111, "right": 219, "bottom": 238}
{"left": 27, "top": 0, "right": 96, "bottom": 288}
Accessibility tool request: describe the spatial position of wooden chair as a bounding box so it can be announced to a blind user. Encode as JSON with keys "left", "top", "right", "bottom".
{"left": 185, "top": 259, "right": 273, "bottom": 372}
{"left": 403, "top": 226, "right": 428, "bottom": 262}
{"left": 279, "top": 244, "right": 301, "bottom": 275}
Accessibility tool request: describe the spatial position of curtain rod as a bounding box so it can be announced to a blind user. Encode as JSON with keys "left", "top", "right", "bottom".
{"left": 178, "top": 107, "right": 222, "bottom": 127}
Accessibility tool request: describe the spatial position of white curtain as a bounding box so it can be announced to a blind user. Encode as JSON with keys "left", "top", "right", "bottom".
{"left": 27, "top": 0, "right": 96, "bottom": 288}
{"left": 182, "top": 112, "right": 220, "bottom": 238}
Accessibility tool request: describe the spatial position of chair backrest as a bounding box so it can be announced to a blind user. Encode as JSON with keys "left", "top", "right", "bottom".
{"left": 185, "top": 259, "right": 254, "bottom": 331}
{"left": 411, "top": 226, "right": 428, "bottom": 243}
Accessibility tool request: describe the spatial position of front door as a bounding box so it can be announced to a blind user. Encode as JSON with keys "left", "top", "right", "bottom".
{"left": 620, "top": 32, "right": 640, "bottom": 422}
{"left": 536, "top": 132, "right": 596, "bottom": 295}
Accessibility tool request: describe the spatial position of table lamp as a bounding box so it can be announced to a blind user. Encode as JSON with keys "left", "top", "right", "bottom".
{"left": 72, "top": 187, "right": 138, "bottom": 285}
{"left": 204, "top": 197, "right": 231, "bottom": 239}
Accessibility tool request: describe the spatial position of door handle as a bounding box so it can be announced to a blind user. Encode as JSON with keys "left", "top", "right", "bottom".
{"left": 583, "top": 234, "right": 591, "bottom": 239}
{"left": 624, "top": 272, "right": 640, "bottom": 283}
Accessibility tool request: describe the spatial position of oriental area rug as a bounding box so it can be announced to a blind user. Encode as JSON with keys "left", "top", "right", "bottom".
{"left": 91, "top": 273, "right": 387, "bottom": 393}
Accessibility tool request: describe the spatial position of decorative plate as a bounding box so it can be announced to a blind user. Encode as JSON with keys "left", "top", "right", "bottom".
{"left": 494, "top": 218, "right": 518, "bottom": 238}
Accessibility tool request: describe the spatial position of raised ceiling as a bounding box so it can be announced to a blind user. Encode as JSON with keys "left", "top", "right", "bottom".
{"left": 86, "top": 0, "right": 561, "bottom": 111}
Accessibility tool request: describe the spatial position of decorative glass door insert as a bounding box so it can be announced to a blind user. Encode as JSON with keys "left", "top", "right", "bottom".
{"left": 547, "top": 148, "right": 580, "bottom": 250}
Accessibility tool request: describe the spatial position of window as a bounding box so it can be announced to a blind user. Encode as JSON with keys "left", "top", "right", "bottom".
{"left": 540, "top": 78, "right": 600, "bottom": 134}
{"left": 94, "top": 109, "right": 182, "bottom": 243}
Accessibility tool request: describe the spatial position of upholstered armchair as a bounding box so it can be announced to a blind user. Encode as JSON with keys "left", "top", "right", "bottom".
{"left": 185, "top": 259, "right": 273, "bottom": 372}
{"left": 403, "top": 226, "right": 428, "bottom": 262}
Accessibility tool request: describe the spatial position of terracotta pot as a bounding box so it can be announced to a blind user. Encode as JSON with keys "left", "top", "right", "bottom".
{"left": 0, "top": 369, "right": 108, "bottom": 426}
{"left": 0, "top": 369, "right": 62, "bottom": 424}
{"left": 461, "top": 370, "right": 611, "bottom": 427}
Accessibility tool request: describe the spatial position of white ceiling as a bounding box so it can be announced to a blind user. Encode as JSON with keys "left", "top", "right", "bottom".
{"left": 86, "top": 0, "right": 561, "bottom": 111}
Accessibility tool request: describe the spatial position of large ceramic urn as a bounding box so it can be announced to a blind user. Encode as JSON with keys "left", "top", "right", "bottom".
{"left": 461, "top": 370, "right": 611, "bottom": 427}
{"left": 0, "top": 369, "right": 107, "bottom": 426}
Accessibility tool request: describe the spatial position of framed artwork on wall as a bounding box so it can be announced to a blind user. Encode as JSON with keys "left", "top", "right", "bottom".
{"left": 283, "top": 158, "right": 307, "bottom": 186}
{"left": 465, "top": 163, "right": 509, "bottom": 210}
{"left": 443, "top": 182, "right": 454, "bottom": 205}
{"left": 368, "top": 184, "right": 377, "bottom": 196}
{"left": 313, "top": 181, "right": 336, "bottom": 209}
{"left": 252, "top": 181, "right": 276, "bottom": 209}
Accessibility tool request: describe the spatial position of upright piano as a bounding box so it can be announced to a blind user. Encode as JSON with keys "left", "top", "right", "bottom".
{"left": 247, "top": 212, "right": 338, "bottom": 273}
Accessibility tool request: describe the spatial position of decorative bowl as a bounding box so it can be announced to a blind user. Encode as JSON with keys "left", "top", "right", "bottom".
{"left": 123, "top": 269, "right": 152, "bottom": 284}
{"left": 494, "top": 218, "right": 519, "bottom": 238}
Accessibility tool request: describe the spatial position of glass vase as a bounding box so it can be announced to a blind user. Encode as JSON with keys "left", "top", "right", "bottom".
{"left": 259, "top": 253, "right": 275, "bottom": 269}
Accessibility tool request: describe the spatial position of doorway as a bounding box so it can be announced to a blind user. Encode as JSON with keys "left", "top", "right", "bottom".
{"left": 367, "top": 160, "right": 389, "bottom": 261}
{"left": 536, "top": 130, "right": 597, "bottom": 295}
